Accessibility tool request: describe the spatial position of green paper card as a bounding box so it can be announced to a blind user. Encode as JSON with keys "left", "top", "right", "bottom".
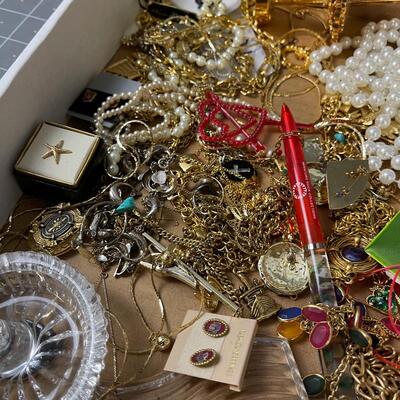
{"left": 366, "top": 211, "right": 400, "bottom": 281}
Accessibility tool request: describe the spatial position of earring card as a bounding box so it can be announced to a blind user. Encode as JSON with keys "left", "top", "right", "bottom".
{"left": 164, "top": 311, "right": 258, "bottom": 391}
{"left": 133, "top": 337, "right": 307, "bottom": 399}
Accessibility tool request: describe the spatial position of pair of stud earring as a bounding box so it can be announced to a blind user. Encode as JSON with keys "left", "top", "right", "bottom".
{"left": 190, "top": 318, "right": 229, "bottom": 367}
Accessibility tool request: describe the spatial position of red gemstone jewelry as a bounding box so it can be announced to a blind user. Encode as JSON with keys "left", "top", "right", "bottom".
{"left": 302, "top": 305, "right": 333, "bottom": 350}
{"left": 190, "top": 348, "right": 218, "bottom": 367}
{"left": 203, "top": 318, "right": 229, "bottom": 337}
{"left": 197, "top": 92, "right": 313, "bottom": 153}
{"left": 197, "top": 92, "right": 270, "bottom": 153}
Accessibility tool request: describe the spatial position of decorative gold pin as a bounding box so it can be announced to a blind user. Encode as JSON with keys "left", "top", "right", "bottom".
{"left": 236, "top": 274, "right": 281, "bottom": 321}
{"left": 42, "top": 140, "right": 72, "bottom": 164}
{"left": 326, "top": 160, "right": 369, "bottom": 210}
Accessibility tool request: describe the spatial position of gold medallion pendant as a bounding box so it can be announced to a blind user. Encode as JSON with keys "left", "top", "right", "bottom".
{"left": 29, "top": 208, "right": 83, "bottom": 256}
{"left": 258, "top": 242, "right": 308, "bottom": 296}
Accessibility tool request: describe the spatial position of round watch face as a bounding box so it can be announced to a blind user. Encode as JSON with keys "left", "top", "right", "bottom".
{"left": 29, "top": 209, "right": 82, "bottom": 256}
{"left": 40, "top": 212, "right": 75, "bottom": 240}
{"left": 258, "top": 242, "right": 308, "bottom": 296}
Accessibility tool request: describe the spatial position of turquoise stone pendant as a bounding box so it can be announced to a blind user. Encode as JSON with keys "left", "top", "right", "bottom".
{"left": 333, "top": 131, "right": 346, "bottom": 144}
{"left": 116, "top": 196, "right": 135, "bottom": 214}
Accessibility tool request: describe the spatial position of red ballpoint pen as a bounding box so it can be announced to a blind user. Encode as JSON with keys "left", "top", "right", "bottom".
{"left": 280, "top": 104, "right": 337, "bottom": 306}
{"left": 280, "top": 105, "right": 357, "bottom": 398}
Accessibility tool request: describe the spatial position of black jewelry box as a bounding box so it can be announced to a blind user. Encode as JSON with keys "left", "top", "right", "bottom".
{"left": 14, "top": 122, "right": 104, "bottom": 202}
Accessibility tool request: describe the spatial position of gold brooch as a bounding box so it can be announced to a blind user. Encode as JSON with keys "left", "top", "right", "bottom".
{"left": 42, "top": 140, "right": 72, "bottom": 164}
{"left": 28, "top": 208, "right": 82, "bottom": 256}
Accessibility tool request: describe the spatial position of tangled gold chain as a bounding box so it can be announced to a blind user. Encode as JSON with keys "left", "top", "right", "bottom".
{"left": 350, "top": 346, "right": 400, "bottom": 399}
{"left": 126, "top": 12, "right": 279, "bottom": 96}
{"left": 154, "top": 149, "right": 296, "bottom": 304}
{"left": 327, "top": 0, "right": 348, "bottom": 42}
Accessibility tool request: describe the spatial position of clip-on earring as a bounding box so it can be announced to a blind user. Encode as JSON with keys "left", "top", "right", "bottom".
{"left": 203, "top": 318, "right": 229, "bottom": 338}
{"left": 191, "top": 348, "right": 218, "bottom": 367}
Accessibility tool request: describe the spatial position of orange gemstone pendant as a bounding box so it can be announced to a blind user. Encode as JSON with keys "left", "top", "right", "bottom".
{"left": 277, "top": 320, "right": 305, "bottom": 341}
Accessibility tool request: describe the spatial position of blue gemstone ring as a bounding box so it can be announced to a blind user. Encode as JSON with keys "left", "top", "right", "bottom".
{"left": 328, "top": 236, "right": 376, "bottom": 279}
{"left": 277, "top": 307, "right": 302, "bottom": 322}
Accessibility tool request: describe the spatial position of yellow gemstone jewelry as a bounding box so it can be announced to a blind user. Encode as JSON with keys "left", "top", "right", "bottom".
{"left": 277, "top": 320, "right": 305, "bottom": 341}
{"left": 276, "top": 321, "right": 304, "bottom": 342}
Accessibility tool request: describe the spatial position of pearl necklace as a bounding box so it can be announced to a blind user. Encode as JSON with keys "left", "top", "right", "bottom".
{"left": 167, "top": 24, "right": 247, "bottom": 73}
{"left": 308, "top": 18, "right": 400, "bottom": 187}
{"left": 188, "top": 25, "right": 246, "bottom": 71}
{"left": 95, "top": 72, "right": 254, "bottom": 175}
{"left": 94, "top": 75, "right": 197, "bottom": 143}
{"left": 94, "top": 73, "right": 198, "bottom": 176}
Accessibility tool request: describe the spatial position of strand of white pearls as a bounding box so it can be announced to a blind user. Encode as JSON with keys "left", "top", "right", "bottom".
{"left": 96, "top": 71, "right": 254, "bottom": 175}
{"left": 95, "top": 73, "right": 197, "bottom": 175}
{"left": 168, "top": 25, "right": 246, "bottom": 72}
{"left": 309, "top": 18, "right": 400, "bottom": 187}
{"left": 146, "top": 70, "right": 254, "bottom": 110}
{"left": 106, "top": 144, "right": 125, "bottom": 176}
{"left": 95, "top": 74, "right": 196, "bottom": 142}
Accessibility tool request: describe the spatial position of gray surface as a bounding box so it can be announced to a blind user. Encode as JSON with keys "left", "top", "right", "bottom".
{"left": 0, "top": 9, "right": 25, "bottom": 36}
{"left": 0, "top": 40, "right": 25, "bottom": 69}
{"left": 32, "top": 0, "right": 63, "bottom": 19}
{"left": 2, "top": 0, "right": 43, "bottom": 14}
{"left": 0, "top": 0, "right": 63, "bottom": 78}
{"left": 12, "top": 16, "right": 44, "bottom": 42}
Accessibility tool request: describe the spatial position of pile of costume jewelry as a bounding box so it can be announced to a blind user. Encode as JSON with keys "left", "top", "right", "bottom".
{"left": 2, "top": 3, "right": 400, "bottom": 399}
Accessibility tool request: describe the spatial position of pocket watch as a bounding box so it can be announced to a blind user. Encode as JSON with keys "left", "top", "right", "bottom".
{"left": 258, "top": 242, "right": 308, "bottom": 296}
{"left": 28, "top": 208, "right": 83, "bottom": 256}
